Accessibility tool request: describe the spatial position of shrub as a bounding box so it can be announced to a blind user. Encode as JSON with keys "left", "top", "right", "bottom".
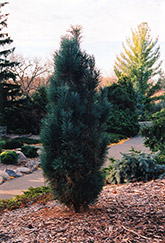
{"left": 106, "top": 108, "right": 139, "bottom": 137}
{"left": 4, "top": 139, "right": 23, "bottom": 149}
{"left": 141, "top": 108, "right": 165, "bottom": 153}
{"left": 106, "top": 149, "right": 165, "bottom": 184}
{"left": 156, "top": 153, "right": 165, "bottom": 165}
{"left": 31, "top": 85, "right": 48, "bottom": 120}
{"left": 0, "top": 150, "right": 18, "bottom": 164}
{"left": 101, "top": 157, "right": 116, "bottom": 179}
{"left": 106, "top": 133, "right": 127, "bottom": 144}
{"left": 0, "top": 140, "right": 6, "bottom": 149}
{"left": 14, "top": 137, "right": 40, "bottom": 145}
{"left": 21, "top": 145, "right": 39, "bottom": 158}
{"left": 141, "top": 108, "right": 165, "bottom": 165}
{"left": 0, "top": 186, "right": 52, "bottom": 213}
{"left": 106, "top": 75, "right": 139, "bottom": 137}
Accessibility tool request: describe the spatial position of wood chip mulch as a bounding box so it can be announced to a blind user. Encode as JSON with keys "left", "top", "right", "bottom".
{"left": 0, "top": 179, "right": 164, "bottom": 243}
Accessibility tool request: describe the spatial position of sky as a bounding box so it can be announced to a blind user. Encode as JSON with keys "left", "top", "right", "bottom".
{"left": 5, "top": 0, "right": 165, "bottom": 76}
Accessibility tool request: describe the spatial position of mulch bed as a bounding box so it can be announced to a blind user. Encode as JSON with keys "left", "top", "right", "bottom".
{"left": 0, "top": 179, "right": 164, "bottom": 242}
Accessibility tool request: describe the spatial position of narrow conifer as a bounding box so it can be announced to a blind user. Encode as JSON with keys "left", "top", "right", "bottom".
{"left": 41, "top": 26, "right": 110, "bottom": 212}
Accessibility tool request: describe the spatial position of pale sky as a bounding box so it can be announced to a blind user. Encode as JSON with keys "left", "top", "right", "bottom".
{"left": 5, "top": 0, "right": 165, "bottom": 76}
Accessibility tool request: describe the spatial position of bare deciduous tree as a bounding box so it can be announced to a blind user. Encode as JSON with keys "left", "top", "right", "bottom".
{"left": 10, "top": 54, "right": 53, "bottom": 96}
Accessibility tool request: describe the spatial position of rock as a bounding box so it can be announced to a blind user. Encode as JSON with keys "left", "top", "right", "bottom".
{"left": 14, "top": 171, "right": 23, "bottom": 177}
{"left": 16, "top": 167, "right": 31, "bottom": 174}
{"left": 24, "top": 160, "right": 36, "bottom": 169}
{"left": 31, "top": 163, "right": 40, "bottom": 172}
{"left": 5, "top": 169, "right": 21, "bottom": 178}
{"left": 0, "top": 176, "right": 3, "bottom": 185}
{"left": 0, "top": 170, "right": 10, "bottom": 180}
{"left": 37, "top": 148, "right": 42, "bottom": 156}
{"left": 24, "top": 159, "right": 40, "bottom": 171}
{"left": 16, "top": 151, "right": 27, "bottom": 163}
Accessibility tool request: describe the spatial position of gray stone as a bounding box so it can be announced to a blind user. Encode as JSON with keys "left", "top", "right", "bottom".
{"left": 0, "top": 176, "right": 3, "bottom": 185}
{"left": 24, "top": 160, "right": 36, "bottom": 169}
{"left": 5, "top": 169, "right": 21, "bottom": 178}
{"left": 14, "top": 171, "right": 23, "bottom": 177}
{"left": 16, "top": 167, "right": 31, "bottom": 174}
{"left": 31, "top": 163, "right": 40, "bottom": 172}
{"left": 0, "top": 170, "right": 10, "bottom": 180}
{"left": 37, "top": 148, "right": 42, "bottom": 156}
{"left": 16, "top": 151, "right": 27, "bottom": 162}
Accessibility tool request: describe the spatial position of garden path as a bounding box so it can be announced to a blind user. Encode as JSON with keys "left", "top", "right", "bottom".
{"left": 105, "top": 135, "right": 151, "bottom": 167}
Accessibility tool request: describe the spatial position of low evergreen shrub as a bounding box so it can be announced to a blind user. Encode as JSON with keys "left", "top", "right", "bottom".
{"left": 21, "top": 186, "right": 51, "bottom": 198}
{"left": 155, "top": 152, "right": 165, "bottom": 165}
{"left": 141, "top": 108, "right": 165, "bottom": 153}
{"left": 106, "top": 108, "right": 139, "bottom": 137}
{"left": 0, "top": 140, "right": 6, "bottom": 149}
{"left": 0, "top": 186, "right": 52, "bottom": 213}
{"left": 4, "top": 139, "right": 23, "bottom": 149}
{"left": 1, "top": 137, "right": 40, "bottom": 147}
{"left": 14, "top": 137, "right": 40, "bottom": 145}
{"left": 106, "top": 149, "right": 165, "bottom": 184}
{"left": 106, "top": 75, "right": 139, "bottom": 137}
{"left": 0, "top": 150, "right": 18, "bottom": 165}
{"left": 107, "top": 133, "right": 127, "bottom": 144}
{"left": 141, "top": 108, "right": 165, "bottom": 165}
{"left": 101, "top": 157, "right": 116, "bottom": 179}
{"left": 21, "top": 145, "right": 39, "bottom": 158}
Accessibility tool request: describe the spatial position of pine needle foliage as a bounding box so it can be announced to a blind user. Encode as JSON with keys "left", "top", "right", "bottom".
{"left": 106, "top": 74, "right": 139, "bottom": 137}
{"left": 114, "top": 22, "right": 163, "bottom": 120}
{"left": 141, "top": 108, "right": 165, "bottom": 153}
{"left": 40, "top": 26, "right": 110, "bottom": 212}
{"left": 141, "top": 108, "right": 165, "bottom": 164}
{"left": 0, "top": 2, "right": 20, "bottom": 126}
{"left": 106, "top": 149, "right": 165, "bottom": 184}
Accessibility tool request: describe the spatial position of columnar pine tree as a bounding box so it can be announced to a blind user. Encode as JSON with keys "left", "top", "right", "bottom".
{"left": 41, "top": 26, "right": 110, "bottom": 212}
{"left": 0, "top": 2, "right": 19, "bottom": 126}
{"left": 114, "top": 22, "right": 163, "bottom": 120}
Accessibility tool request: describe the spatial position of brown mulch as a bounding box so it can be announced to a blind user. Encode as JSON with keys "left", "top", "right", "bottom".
{"left": 0, "top": 179, "right": 164, "bottom": 243}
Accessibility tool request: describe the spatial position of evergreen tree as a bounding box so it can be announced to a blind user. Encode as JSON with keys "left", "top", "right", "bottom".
{"left": 106, "top": 74, "right": 139, "bottom": 137}
{"left": 0, "top": 2, "right": 20, "bottom": 126}
{"left": 114, "top": 22, "right": 163, "bottom": 120}
{"left": 141, "top": 108, "right": 165, "bottom": 164}
{"left": 41, "top": 26, "right": 110, "bottom": 212}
